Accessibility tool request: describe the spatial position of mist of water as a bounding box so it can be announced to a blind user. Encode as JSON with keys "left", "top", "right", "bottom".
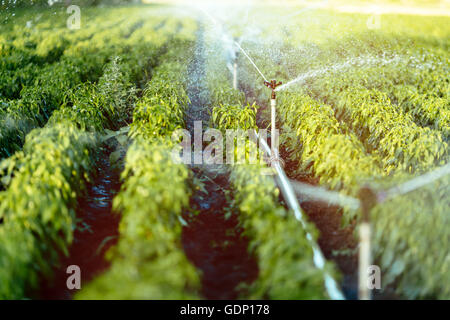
{"left": 276, "top": 55, "right": 401, "bottom": 92}
{"left": 195, "top": 4, "right": 269, "bottom": 82}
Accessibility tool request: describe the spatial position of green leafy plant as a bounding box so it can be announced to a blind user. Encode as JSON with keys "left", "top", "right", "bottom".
{"left": 77, "top": 138, "right": 201, "bottom": 299}
{"left": 0, "top": 123, "right": 96, "bottom": 299}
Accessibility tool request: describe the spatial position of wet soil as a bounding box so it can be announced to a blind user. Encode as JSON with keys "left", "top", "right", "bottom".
{"left": 38, "top": 144, "right": 122, "bottom": 300}
{"left": 181, "top": 22, "right": 258, "bottom": 300}
{"left": 182, "top": 167, "right": 258, "bottom": 299}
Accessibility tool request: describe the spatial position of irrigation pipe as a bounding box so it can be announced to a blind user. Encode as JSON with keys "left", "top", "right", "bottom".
{"left": 254, "top": 129, "right": 345, "bottom": 300}
{"left": 290, "top": 179, "right": 361, "bottom": 210}
{"left": 289, "top": 162, "right": 450, "bottom": 209}
{"left": 377, "top": 162, "right": 450, "bottom": 203}
{"left": 287, "top": 161, "right": 449, "bottom": 300}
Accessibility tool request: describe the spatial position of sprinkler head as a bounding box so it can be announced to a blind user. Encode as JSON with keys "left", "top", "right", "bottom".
{"left": 264, "top": 79, "right": 282, "bottom": 99}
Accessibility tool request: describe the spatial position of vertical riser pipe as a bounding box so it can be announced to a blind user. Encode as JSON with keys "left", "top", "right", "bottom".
{"left": 233, "top": 62, "right": 238, "bottom": 90}
{"left": 271, "top": 98, "right": 277, "bottom": 158}
{"left": 358, "top": 222, "right": 371, "bottom": 300}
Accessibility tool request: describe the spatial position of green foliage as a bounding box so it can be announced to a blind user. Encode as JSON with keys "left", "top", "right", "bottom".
{"left": 0, "top": 100, "right": 36, "bottom": 159}
{"left": 211, "top": 103, "right": 258, "bottom": 130}
{"left": 0, "top": 0, "right": 138, "bottom": 9}
{"left": 205, "top": 49, "right": 337, "bottom": 298}
{"left": 0, "top": 8, "right": 184, "bottom": 299}
{"left": 78, "top": 33, "right": 200, "bottom": 299}
{"left": 77, "top": 139, "right": 200, "bottom": 299}
{"left": 130, "top": 41, "right": 194, "bottom": 139}
{"left": 50, "top": 56, "right": 137, "bottom": 132}
{"left": 232, "top": 7, "right": 449, "bottom": 300}
{"left": 97, "top": 57, "right": 137, "bottom": 128}
{"left": 393, "top": 87, "right": 449, "bottom": 138}
{"left": 333, "top": 88, "right": 447, "bottom": 173}
{"left": 0, "top": 8, "right": 180, "bottom": 160}
{"left": 210, "top": 82, "right": 246, "bottom": 108}
{"left": 230, "top": 159, "right": 335, "bottom": 299}
{"left": 278, "top": 91, "right": 383, "bottom": 197}
{"left": 0, "top": 123, "right": 95, "bottom": 299}
{"left": 371, "top": 173, "right": 450, "bottom": 299}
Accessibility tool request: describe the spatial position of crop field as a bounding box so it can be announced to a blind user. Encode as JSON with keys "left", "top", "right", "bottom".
{"left": 0, "top": 1, "right": 448, "bottom": 301}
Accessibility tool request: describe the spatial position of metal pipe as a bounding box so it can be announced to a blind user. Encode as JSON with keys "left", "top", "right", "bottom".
{"left": 233, "top": 61, "right": 238, "bottom": 90}
{"left": 255, "top": 130, "right": 345, "bottom": 300}
{"left": 264, "top": 80, "right": 282, "bottom": 160}
{"left": 271, "top": 98, "right": 277, "bottom": 158}
{"left": 290, "top": 179, "right": 361, "bottom": 210}
{"left": 377, "top": 162, "right": 450, "bottom": 203}
{"left": 357, "top": 187, "right": 377, "bottom": 300}
{"left": 358, "top": 222, "right": 371, "bottom": 300}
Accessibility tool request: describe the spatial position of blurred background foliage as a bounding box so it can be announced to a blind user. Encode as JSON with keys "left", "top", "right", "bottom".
{"left": 1, "top": 0, "right": 141, "bottom": 9}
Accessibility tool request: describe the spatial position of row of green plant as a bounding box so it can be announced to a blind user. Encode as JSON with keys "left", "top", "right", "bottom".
{"left": 274, "top": 26, "right": 450, "bottom": 299}
{"left": 204, "top": 33, "right": 256, "bottom": 131}
{"left": 0, "top": 8, "right": 159, "bottom": 101}
{"left": 204, "top": 37, "right": 339, "bottom": 298}
{"left": 0, "top": 8, "right": 133, "bottom": 99}
{"left": 0, "top": 20, "right": 173, "bottom": 297}
{"left": 0, "top": 11, "right": 175, "bottom": 159}
{"left": 323, "top": 86, "right": 447, "bottom": 173}
{"left": 234, "top": 8, "right": 448, "bottom": 177}
{"left": 76, "top": 138, "right": 201, "bottom": 299}
{"left": 391, "top": 85, "right": 449, "bottom": 139}
{"left": 78, "top": 32, "right": 202, "bottom": 299}
{"left": 275, "top": 89, "right": 449, "bottom": 299}
{"left": 277, "top": 91, "right": 383, "bottom": 195}
{"left": 233, "top": 10, "right": 449, "bottom": 144}
{"left": 0, "top": 54, "right": 105, "bottom": 159}
{"left": 227, "top": 10, "right": 450, "bottom": 301}
{"left": 0, "top": 123, "right": 96, "bottom": 299}
{"left": 0, "top": 0, "right": 136, "bottom": 9}
{"left": 129, "top": 39, "right": 194, "bottom": 139}
{"left": 301, "top": 50, "right": 449, "bottom": 141}
{"left": 236, "top": 13, "right": 450, "bottom": 299}
{"left": 370, "top": 172, "right": 450, "bottom": 299}
{"left": 230, "top": 158, "right": 336, "bottom": 299}
{"left": 307, "top": 61, "right": 450, "bottom": 298}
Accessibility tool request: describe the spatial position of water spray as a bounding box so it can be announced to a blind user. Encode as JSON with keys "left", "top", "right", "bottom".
{"left": 264, "top": 79, "right": 282, "bottom": 160}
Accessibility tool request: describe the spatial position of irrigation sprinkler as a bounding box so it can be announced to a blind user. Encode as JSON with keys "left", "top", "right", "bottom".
{"left": 377, "top": 162, "right": 450, "bottom": 203}
{"left": 264, "top": 80, "right": 282, "bottom": 161}
{"left": 357, "top": 186, "right": 377, "bottom": 300}
{"left": 232, "top": 41, "right": 239, "bottom": 90}
{"left": 233, "top": 60, "right": 238, "bottom": 90}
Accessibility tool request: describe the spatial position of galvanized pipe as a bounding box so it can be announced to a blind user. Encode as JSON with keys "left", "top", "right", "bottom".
{"left": 271, "top": 98, "right": 277, "bottom": 158}
{"left": 233, "top": 61, "right": 238, "bottom": 90}
{"left": 255, "top": 130, "right": 345, "bottom": 300}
